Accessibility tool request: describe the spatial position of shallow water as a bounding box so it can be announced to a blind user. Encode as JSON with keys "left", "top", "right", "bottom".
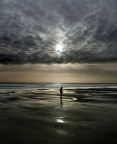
{"left": 0, "top": 87, "right": 117, "bottom": 144}
{"left": 0, "top": 83, "right": 117, "bottom": 90}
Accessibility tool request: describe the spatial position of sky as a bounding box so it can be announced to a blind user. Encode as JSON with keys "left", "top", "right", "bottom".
{"left": 0, "top": 0, "right": 117, "bottom": 83}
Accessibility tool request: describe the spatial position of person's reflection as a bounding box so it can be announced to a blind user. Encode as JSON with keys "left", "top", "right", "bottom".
{"left": 60, "top": 96, "right": 63, "bottom": 108}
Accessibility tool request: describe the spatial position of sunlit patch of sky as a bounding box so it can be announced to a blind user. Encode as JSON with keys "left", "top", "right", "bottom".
{"left": 0, "top": 0, "right": 117, "bottom": 82}
{"left": 0, "top": 64, "right": 117, "bottom": 83}
{"left": 0, "top": 0, "right": 117, "bottom": 64}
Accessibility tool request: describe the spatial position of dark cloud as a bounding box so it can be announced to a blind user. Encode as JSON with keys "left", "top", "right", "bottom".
{"left": 0, "top": 0, "right": 117, "bottom": 64}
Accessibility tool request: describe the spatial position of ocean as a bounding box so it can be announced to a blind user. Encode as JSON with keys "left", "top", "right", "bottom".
{"left": 0, "top": 83, "right": 117, "bottom": 90}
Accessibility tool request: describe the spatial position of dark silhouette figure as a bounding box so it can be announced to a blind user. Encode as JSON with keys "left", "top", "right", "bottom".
{"left": 60, "top": 87, "right": 63, "bottom": 97}
{"left": 60, "top": 87, "right": 63, "bottom": 108}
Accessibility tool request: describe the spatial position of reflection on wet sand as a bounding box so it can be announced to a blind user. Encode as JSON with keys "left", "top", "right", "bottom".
{"left": 0, "top": 88, "right": 117, "bottom": 144}
{"left": 60, "top": 97, "right": 63, "bottom": 108}
{"left": 57, "top": 118, "right": 64, "bottom": 123}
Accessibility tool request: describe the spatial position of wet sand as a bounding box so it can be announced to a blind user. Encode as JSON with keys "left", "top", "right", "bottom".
{"left": 0, "top": 88, "right": 117, "bottom": 144}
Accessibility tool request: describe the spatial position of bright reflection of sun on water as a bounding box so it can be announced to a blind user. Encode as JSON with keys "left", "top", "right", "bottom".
{"left": 57, "top": 119, "right": 64, "bottom": 123}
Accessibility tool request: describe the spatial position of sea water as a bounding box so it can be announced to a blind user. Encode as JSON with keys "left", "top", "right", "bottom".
{"left": 0, "top": 82, "right": 117, "bottom": 144}
{"left": 0, "top": 83, "right": 117, "bottom": 90}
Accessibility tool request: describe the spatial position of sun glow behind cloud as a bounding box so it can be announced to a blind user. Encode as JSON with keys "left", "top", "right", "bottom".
{"left": 0, "top": 0, "right": 117, "bottom": 64}
{"left": 55, "top": 42, "right": 64, "bottom": 55}
{"left": 0, "top": 0, "right": 117, "bottom": 83}
{"left": 54, "top": 28, "right": 67, "bottom": 55}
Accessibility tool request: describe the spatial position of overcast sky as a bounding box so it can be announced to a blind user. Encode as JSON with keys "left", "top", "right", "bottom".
{"left": 0, "top": 0, "right": 117, "bottom": 83}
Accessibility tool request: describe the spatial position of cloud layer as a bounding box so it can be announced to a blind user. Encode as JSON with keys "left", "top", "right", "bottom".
{"left": 0, "top": 63, "right": 117, "bottom": 82}
{"left": 0, "top": 0, "right": 117, "bottom": 64}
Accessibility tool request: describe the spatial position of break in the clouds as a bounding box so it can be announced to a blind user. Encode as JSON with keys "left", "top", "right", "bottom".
{"left": 0, "top": 0, "right": 117, "bottom": 64}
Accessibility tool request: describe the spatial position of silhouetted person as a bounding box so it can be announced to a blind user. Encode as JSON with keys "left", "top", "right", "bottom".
{"left": 60, "top": 87, "right": 63, "bottom": 97}
{"left": 60, "top": 87, "right": 63, "bottom": 108}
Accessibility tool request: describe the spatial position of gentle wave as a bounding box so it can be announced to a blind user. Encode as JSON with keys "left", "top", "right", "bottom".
{"left": 0, "top": 83, "right": 117, "bottom": 90}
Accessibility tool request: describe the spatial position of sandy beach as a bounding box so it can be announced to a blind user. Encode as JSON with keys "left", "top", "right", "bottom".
{"left": 1, "top": 0, "right": 117, "bottom": 143}
{"left": 0, "top": 87, "right": 117, "bottom": 144}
